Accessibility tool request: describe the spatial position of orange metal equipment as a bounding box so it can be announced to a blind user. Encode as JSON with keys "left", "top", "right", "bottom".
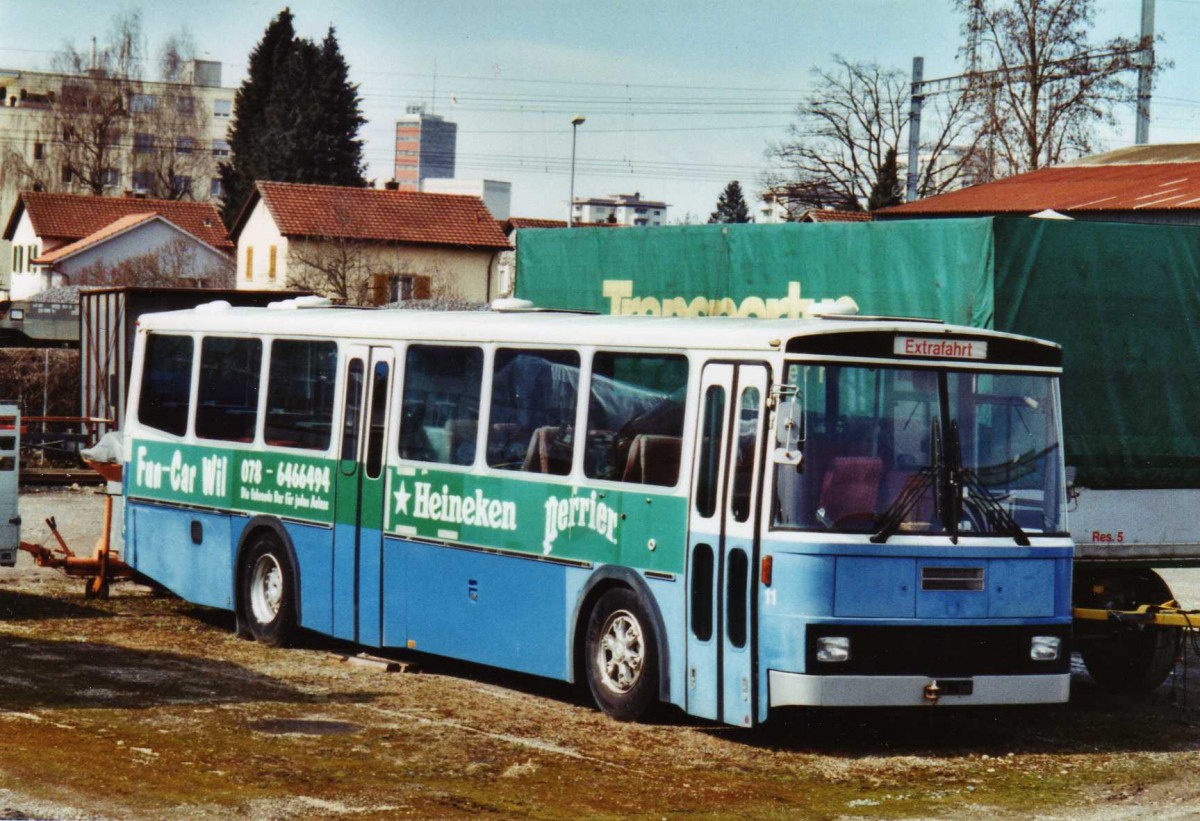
{"left": 18, "top": 459, "right": 130, "bottom": 599}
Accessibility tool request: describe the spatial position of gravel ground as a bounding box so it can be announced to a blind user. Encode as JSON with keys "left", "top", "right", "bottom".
{"left": 3, "top": 488, "right": 1200, "bottom": 820}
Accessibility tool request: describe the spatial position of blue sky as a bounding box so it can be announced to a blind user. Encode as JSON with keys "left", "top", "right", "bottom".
{"left": 0, "top": 1, "right": 1195, "bottom": 220}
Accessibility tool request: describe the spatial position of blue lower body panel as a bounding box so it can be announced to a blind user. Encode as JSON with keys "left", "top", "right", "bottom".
{"left": 385, "top": 538, "right": 570, "bottom": 680}
{"left": 285, "top": 521, "right": 334, "bottom": 636}
{"left": 128, "top": 502, "right": 234, "bottom": 609}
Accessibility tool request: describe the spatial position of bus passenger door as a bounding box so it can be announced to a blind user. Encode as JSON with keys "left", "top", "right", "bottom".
{"left": 332, "top": 345, "right": 394, "bottom": 646}
{"left": 686, "top": 363, "right": 767, "bottom": 726}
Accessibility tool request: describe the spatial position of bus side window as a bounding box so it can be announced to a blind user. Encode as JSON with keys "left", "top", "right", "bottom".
{"left": 138, "top": 334, "right": 194, "bottom": 437}
{"left": 399, "top": 345, "right": 483, "bottom": 466}
{"left": 264, "top": 339, "right": 337, "bottom": 450}
{"left": 341, "top": 359, "right": 365, "bottom": 463}
{"left": 730, "top": 386, "right": 761, "bottom": 522}
{"left": 584, "top": 351, "right": 688, "bottom": 487}
{"left": 695, "top": 385, "right": 726, "bottom": 517}
{"left": 486, "top": 348, "right": 580, "bottom": 475}
{"left": 196, "top": 336, "right": 262, "bottom": 443}
{"left": 364, "top": 360, "right": 390, "bottom": 479}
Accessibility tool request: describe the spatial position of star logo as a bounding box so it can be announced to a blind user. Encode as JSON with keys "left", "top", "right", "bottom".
{"left": 393, "top": 481, "right": 411, "bottom": 515}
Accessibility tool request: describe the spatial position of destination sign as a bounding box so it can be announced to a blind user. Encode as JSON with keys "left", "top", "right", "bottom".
{"left": 893, "top": 336, "right": 987, "bottom": 360}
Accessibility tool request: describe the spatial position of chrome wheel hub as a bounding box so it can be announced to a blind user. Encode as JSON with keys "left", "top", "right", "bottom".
{"left": 250, "top": 553, "right": 283, "bottom": 625}
{"left": 596, "top": 610, "right": 644, "bottom": 694}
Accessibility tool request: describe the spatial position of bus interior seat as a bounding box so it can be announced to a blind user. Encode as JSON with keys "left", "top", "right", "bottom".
{"left": 444, "top": 418, "right": 478, "bottom": 465}
{"left": 621, "top": 434, "right": 682, "bottom": 486}
{"left": 819, "top": 456, "right": 883, "bottom": 523}
{"left": 522, "top": 425, "right": 572, "bottom": 474}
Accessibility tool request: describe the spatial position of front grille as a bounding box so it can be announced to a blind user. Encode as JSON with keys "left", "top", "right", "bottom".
{"left": 806, "top": 624, "right": 1071, "bottom": 676}
{"left": 922, "top": 566, "right": 984, "bottom": 591}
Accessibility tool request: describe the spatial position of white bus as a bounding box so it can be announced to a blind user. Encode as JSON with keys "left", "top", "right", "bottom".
{"left": 122, "top": 298, "right": 1071, "bottom": 725}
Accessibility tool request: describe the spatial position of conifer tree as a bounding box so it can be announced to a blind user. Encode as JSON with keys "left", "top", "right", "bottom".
{"left": 220, "top": 9, "right": 295, "bottom": 223}
{"left": 311, "top": 28, "right": 367, "bottom": 185}
{"left": 708, "top": 180, "right": 752, "bottom": 224}
{"left": 219, "top": 10, "right": 366, "bottom": 224}
{"left": 867, "top": 148, "right": 902, "bottom": 211}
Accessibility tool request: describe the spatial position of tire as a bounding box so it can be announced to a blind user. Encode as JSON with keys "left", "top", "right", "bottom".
{"left": 240, "top": 533, "right": 297, "bottom": 648}
{"left": 1076, "top": 569, "right": 1177, "bottom": 693}
{"left": 1080, "top": 626, "right": 1176, "bottom": 694}
{"left": 584, "top": 587, "right": 659, "bottom": 722}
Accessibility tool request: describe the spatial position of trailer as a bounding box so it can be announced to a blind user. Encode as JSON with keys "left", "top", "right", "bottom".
{"left": 513, "top": 216, "right": 1200, "bottom": 692}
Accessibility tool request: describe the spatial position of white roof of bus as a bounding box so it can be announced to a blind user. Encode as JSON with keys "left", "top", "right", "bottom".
{"left": 135, "top": 302, "right": 1058, "bottom": 352}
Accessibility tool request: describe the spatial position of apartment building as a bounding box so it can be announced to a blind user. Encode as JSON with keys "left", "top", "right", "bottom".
{"left": 571, "top": 192, "right": 668, "bottom": 226}
{"left": 0, "top": 60, "right": 236, "bottom": 236}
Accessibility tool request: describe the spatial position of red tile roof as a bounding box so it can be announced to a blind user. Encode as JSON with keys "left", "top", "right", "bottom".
{"left": 879, "top": 161, "right": 1200, "bottom": 216}
{"left": 6, "top": 191, "right": 232, "bottom": 251}
{"left": 247, "top": 181, "right": 510, "bottom": 250}
{"left": 32, "top": 212, "right": 159, "bottom": 264}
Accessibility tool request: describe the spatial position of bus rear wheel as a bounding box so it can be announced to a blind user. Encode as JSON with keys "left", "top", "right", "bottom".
{"left": 240, "top": 534, "right": 297, "bottom": 648}
{"left": 585, "top": 588, "right": 658, "bottom": 721}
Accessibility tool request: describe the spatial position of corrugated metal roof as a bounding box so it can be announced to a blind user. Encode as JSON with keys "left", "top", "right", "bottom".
{"left": 1064, "top": 143, "right": 1200, "bottom": 166}
{"left": 800, "top": 209, "right": 874, "bottom": 222}
{"left": 880, "top": 156, "right": 1200, "bottom": 216}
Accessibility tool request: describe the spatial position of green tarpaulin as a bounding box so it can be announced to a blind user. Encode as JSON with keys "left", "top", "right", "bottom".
{"left": 515, "top": 217, "right": 1200, "bottom": 490}
{"left": 515, "top": 220, "right": 994, "bottom": 327}
{"left": 993, "top": 218, "right": 1200, "bottom": 489}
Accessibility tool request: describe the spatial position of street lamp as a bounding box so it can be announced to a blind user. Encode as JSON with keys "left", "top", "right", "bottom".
{"left": 568, "top": 114, "right": 585, "bottom": 227}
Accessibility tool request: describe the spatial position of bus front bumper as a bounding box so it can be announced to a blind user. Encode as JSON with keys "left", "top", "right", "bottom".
{"left": 768, "top": 670, "right": 1070, "bottom": 707}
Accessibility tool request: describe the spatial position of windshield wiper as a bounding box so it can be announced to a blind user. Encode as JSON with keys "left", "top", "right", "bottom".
{"left": 949, "top": 420, "right": 1030, "bottom": 546}
{"left": 958, "top": 466, "right": 1031, "bottom": 545}
{"left": 869, "top": 466, "right": 935, "bottom": 544}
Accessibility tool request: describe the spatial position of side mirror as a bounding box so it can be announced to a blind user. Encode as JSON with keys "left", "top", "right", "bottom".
{"left": 771, "top": 387, "right": 803, "bottom": 466}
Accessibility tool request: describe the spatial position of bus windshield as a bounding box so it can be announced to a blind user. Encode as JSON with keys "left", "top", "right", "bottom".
{"left": 773, "top": 363, "right": 1066, "bottom": 537}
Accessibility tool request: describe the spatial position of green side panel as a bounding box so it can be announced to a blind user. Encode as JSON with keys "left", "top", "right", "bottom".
{"left": 129, "top": 439, "right": 336, "bottom": 524}
{"left": 515, "top": 219, "right": 994, "bottom": 326}
{"left": 993, "top": 218, "right": 1200, "bottom": 489}
{"left": 386, "top": 466, "right": 688, "bottom": 574}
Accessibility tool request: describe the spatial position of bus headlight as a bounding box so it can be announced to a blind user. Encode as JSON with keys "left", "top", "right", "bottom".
{"left": 816, "top": 636, "right": 851, "bottom": 663}
{"left": 1030, "top": 636, "right": 1061, "bottom": 661}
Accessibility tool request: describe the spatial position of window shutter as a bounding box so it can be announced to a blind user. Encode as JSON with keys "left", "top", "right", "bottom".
{"left": 371, "top": 273, "right": 389, "bottom": 306}
{"left": 413, "top": 275, "right": 432, "bottom": 300}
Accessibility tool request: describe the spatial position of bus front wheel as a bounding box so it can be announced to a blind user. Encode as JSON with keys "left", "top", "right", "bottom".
{"left": 585, "top": 588, "right": 659, "bottom": 721}
{"left": 240, "top": 534, "right": 297, "bottom": 648}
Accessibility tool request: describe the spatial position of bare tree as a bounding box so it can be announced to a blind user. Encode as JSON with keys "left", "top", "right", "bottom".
{"left": 2, "top": 11, "right": 209, "bottom": 201}
{"left": 31, "top": 10, "right": 146, "bottom": 195}
{"left": 285, "top": 208, "right": 460, "bottom": 306}
{"left": 767, "top": 56, "right": 982, "bottom": 212}
{"left": 158, "top": 27, "right": 198, "bottom": 83}
{"left": 0, "top": 349, "right": 80, "bottom": 418}
{"left": 70, "top": 237, "right": 234, "bottom": 289}
{"left": 131, "top": 82, "right": 210, "bottom": 200}
{"left": 958, "top": 0, "right": 1146, "bottom": 179}
{"left": 288, "top": 236, "right": 378, "bottom": 306}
